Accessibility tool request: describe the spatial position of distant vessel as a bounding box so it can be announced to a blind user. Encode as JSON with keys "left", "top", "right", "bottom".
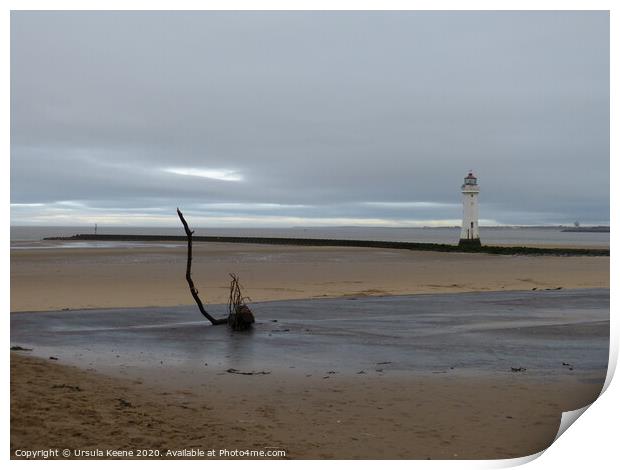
{"left": 459, "top": 171, "right": 481, "bottom": 247}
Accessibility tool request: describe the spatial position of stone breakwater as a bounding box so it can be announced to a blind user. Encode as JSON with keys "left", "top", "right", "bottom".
{"left": 43, "top": 234, "right": 609, "bottom": 256}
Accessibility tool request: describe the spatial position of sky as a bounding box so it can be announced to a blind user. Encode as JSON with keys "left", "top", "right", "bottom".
{"left": 10, "top": 11, "right": 609, "bottom": 227}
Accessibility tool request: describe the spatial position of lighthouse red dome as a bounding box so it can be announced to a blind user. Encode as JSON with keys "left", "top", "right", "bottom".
{"left": 464, "top": 172, "right": 478, "bottom": 185}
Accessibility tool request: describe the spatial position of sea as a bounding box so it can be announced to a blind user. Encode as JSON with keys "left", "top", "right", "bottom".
{"left": 10, "top": 226, "right": 610, "bottom": 250}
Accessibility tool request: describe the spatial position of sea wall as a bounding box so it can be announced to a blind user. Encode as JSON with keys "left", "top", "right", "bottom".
{"left": 42, "top": 234, "right": 610, "bottom": 256}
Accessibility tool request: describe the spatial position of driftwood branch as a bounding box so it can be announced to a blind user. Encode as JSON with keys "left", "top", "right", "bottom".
{"left": 177, "top": 208, "right": 227, "bottom": 325}
{"left": 227, "top": 273, "right": 255, "bottom": 330}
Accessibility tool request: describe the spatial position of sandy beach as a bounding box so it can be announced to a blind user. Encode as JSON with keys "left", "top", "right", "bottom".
{"left": 10, "top": 353, "right": 603, "bottom": 459}
{"left": 10, "top": 243, "right": 610, "bottom": 459}
{"left": 10, "top": 242, "right": 609, "bottom": 312}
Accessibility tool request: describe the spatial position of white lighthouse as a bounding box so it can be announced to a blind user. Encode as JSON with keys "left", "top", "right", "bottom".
{"left": 459, "top": 171, "right": 481, "bottom": 247}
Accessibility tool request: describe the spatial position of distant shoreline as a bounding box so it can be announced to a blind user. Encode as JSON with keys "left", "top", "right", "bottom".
{"left": 561, "top": 226, "right": 610, "bottom": 233}
{"left": 43, "top": 234, "right": 609, "bottom": 256}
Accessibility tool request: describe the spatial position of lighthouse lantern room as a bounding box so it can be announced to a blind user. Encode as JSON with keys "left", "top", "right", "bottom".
{"left": 459, "top": 171, "right": 481, "bottom": 247}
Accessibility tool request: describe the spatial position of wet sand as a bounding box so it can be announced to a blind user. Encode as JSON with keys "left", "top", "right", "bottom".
{"left": 10, "top": 290, "right": 608, "bottom": 459}
{"left": 10, "top": 242, "right": 609, "bottom": 312}
{"left": 10, "top": 289, "right": 610, "bottom": 379}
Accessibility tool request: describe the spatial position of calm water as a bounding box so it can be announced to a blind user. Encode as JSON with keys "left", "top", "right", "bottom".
{"left": 10, "top": 225, "right": 609, "bottom": 249}
{"left": 10, "top": 289, "right": 609, "bottom": 378}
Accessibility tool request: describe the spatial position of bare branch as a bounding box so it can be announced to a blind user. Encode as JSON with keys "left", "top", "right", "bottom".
{"left": 177, "top": 208, "right": 227, "bottom": 325}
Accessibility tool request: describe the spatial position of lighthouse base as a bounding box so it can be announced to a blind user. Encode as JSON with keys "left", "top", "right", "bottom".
{"left": 458, "top": 238, "right": 482, "bottom": 249}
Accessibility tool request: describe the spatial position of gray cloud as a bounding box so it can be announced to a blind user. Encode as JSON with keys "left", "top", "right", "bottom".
{"left": 11, "top": 11, "right": 609, "bottom": 226}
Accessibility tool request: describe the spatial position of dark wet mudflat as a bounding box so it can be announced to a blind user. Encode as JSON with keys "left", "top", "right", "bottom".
{"left": 11, "top": 289, "right": 609, "bottom": 383}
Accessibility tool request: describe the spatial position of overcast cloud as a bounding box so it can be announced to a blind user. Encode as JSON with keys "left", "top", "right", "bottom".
{"left": 10, "top": 11, "right": 609, "bottom": 227}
